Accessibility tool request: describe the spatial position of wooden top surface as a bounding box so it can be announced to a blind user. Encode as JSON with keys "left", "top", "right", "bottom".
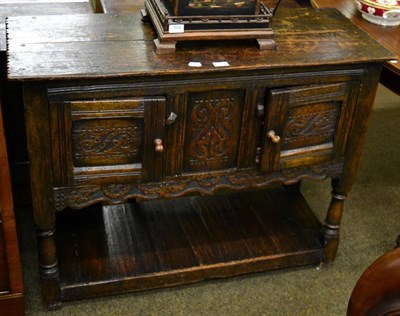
{"left": 0, "top": 0, "right": 93, "bottom": 52}
{"left": 6, "top": 8, "right": 395, "bottom": 81}
{"left": 311, "top": 0, "right": 399, "bottom": 75}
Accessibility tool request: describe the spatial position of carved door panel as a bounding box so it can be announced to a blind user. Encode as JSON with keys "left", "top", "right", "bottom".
{"left": 50, "top": 96, "right": 166, "bottom": 186}
{"left": 182, "top": 89, "right": 245, "bottom": 174}
{"left": 260, "top": 82, "right": 359, "bottom": 172}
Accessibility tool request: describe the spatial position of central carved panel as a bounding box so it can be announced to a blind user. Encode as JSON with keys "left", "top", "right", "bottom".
{"left": 183, "top": 90, "right": 244, "bottom": 173}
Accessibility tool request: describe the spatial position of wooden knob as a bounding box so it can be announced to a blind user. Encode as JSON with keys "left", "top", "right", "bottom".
{"left": 267, "top": 130, "right": 280, "bottom": 144}
{"left": 154, "top": 138, "right": 164, "bottom": 153}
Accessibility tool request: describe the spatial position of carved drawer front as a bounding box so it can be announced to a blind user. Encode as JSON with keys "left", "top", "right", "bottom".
{"left": 50, "top": 96, "right": 166, "bottom": 186}
{"left": 183, "top": 89, "right": 244, "bottom": 173}
{"left": 260, "top": 82, "right": 359, "bottom": 172}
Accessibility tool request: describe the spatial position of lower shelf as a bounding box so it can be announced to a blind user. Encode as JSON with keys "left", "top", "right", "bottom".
{"left": 56, "top": 187, "right": 324, "bottom": 301}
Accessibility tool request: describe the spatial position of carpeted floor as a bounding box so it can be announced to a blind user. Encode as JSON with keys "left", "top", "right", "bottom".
{"left": 18, "top": 84, "right": 399, "bottom": 315}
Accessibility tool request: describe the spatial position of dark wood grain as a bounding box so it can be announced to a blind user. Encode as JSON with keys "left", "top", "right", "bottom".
{"left": 0, "top": 223, "right": 10, "bottom": 292}
{"left": 6, "top": 9, "right": 395, "bottom": 80}
{"left": 261, "top": 82, "right": 359, "bottom": 172}
{"left": 0, "top": 80, "right": 24, "bottom": 315}
{"left": 7, "top": 8, "right": 392, "bottom": 309}
{"left": 183, "top": 89, "right": 244, "bottom": 173}
{"left": 56, "top": 189, "right": 323, "bottom": 300}
{"left": 0, "top": 1, "right": 93, "bottom": 51}
{"left": 100, "top": 0, "right": 310, "bottom": 14}
{"left": 347, "top": 246, "right": 400, "bottom": 316}
{"left": 311, "top": 0, "right": 399, "bottom": 94}
{"left": 0, "top": 0, "right": 95, "bottom": 204}
{"left": 24, "top": 84, "right": 61, "bottom": 310}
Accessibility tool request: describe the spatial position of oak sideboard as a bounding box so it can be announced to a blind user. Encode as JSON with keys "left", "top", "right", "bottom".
{"left": 6, "top": 8, "right": 394, "bottom": 309}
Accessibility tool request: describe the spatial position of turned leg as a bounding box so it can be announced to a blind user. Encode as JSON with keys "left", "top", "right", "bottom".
{"left": 322, "top": 179, "right": 346, "bottom": 264}
{"left": 23, "top": 86, "right": 62, "bottom": 309}
{"left": 37, "top": 228, "right": 61, "bottom": 310}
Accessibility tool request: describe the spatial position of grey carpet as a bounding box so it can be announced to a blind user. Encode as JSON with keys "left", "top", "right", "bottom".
{"left": 19, "top": 84, "right": 400, "bottom": 315}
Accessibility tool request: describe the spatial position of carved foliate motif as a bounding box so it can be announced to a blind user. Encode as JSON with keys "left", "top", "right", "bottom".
{"left": 184, "top": 90, "right": 244, "bottom": 172}
{"left": 72, "top": 119, "right": 144, "bottom": 166}
{"left": 285, "top": 108, "right": 337, "bottom": 141}
{"left": 191, "top": 98, "right": 232, "bottom": 160}
{"left": 282, "top": 106, "right": 338, "bottom": 150}
{"left": 53, "top": 159, "right": 344, "bottom": 211}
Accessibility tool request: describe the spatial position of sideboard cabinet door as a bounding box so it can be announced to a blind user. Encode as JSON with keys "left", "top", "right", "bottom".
{"left": 260, "top": 82, "right": 360, "bottom": 173}
{"left": 50, "top": 96, "right": 167, "bottom": 186}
